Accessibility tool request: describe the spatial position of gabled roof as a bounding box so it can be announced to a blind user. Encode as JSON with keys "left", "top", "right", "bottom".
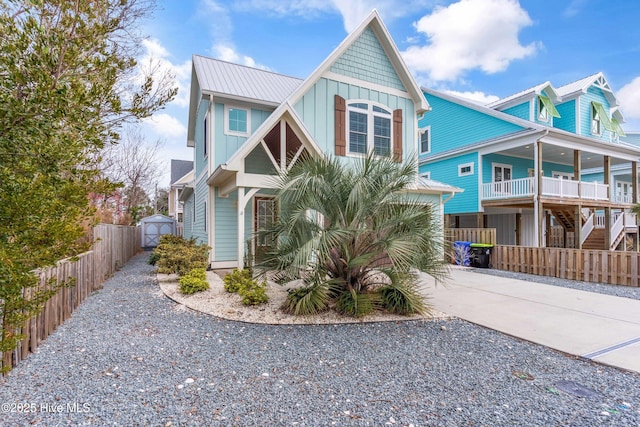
{"left": 170, "top": 159, "right": 193, "bottom": 185}
{"left": 286, "top": 9, "right": 430, "bottom": 114}
{"left": 187, "top": 56, "right": 303, "bottom": 145}
{"left": 486, "top": 81, "right": 560, "bottom": 109}
{"left": 406, "top": 177, "right": 463, "bottom": 194}
{"left": 192, "top": 55, "right": 303, "bottom": 105}
{"left": 556, "top": 72, "right": 618, "bottom": 106}
{"left": 423, "top": 87, "right": 542, "bottom": 131}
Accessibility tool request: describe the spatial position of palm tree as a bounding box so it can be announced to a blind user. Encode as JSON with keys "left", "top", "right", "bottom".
{"left": 256, "top": 153, "right": 448, "bottom": 317}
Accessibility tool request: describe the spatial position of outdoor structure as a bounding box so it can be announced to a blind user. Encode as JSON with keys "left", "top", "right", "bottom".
{"left": 140, "top": 214, "right": 177, "bottom": 248}
{"left": 181, "top": 10, "right": 460, "bottom": 269}
{"left": 168, "top": 159, "right": 193, "bottom": 225}
{"left": 419, "top": 73, "right": 640, "bottom": 250}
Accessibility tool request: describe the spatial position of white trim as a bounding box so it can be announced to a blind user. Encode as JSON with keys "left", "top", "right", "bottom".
{"left": 576, "top": 98, "right": 581, "bottom": 135}
{"left": 224, "top": 104, "right": 251, "bottom": 137}
{"left": 419, "top": 126, "right": 431, "bottom": 155}
{"left": 458, "top": 162, "right": 474, "bottom": 177}
{"left": 203, "top": 112, "right": 209, "bottom": 159}
{"left": 477, "top": 153, "right": 483, "bottom": 212}
{"left": 529, "top": 98, "right": 535, "bottom": 122}
{"left": 211, "top": 261, "right": 239, "bottom": 269}
{"left": 322, "top": 71, "right": 412, "bottom": 100}
{"left": 346, "top": 100, "right": 393, "bottom": 158}
{"left": 209, "top": 188, "right": 215, "bottom": 264}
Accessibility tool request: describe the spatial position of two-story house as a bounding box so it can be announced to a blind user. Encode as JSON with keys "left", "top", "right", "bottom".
{"left": 168, "top": 159, "right": 193, "bottom": 226}
{"left": 419, "top": 72, "right": 640, "bottom": 250}
{"left": 181, "top": 11, "right": 461, "bottom": 269}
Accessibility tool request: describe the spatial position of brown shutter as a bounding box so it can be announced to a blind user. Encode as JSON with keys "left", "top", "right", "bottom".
{"left": 393, "top": 109, "right": 403, "bottom": 162}
{"left": 335, "top": 95, "right": 346, "bottom": 156}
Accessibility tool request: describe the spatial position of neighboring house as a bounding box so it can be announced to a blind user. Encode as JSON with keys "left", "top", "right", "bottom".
{"left": 168, "top": 159, "right": 194, "bottom": 223}
{"left": 182, "top": 10, "right": 461, "bottom": 269}
{"left": 418, "top": 72, "right": 640, "bottom": 250}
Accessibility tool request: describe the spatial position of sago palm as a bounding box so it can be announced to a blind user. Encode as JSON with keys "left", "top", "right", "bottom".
{"left": 257, "top": 153, "right": 447, "bottom": 317}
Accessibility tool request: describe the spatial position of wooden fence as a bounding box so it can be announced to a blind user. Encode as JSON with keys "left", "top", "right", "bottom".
{"left": 492, "top": 245, "right": 639, "bottom": 287}
{"left": 445, "top": 228, "right": 497, "bottom": 245}
{"left": 2, "top": 224, "right": 141, "bottom": 375}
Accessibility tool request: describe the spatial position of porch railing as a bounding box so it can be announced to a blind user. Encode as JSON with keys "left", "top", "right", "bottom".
{"left": 481, "top": 177, "right": 609, "bottom": 201}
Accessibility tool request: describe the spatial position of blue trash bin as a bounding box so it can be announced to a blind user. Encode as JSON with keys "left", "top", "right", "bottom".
{"left": 453, "top": 241, "right": 472, "bottom": 266}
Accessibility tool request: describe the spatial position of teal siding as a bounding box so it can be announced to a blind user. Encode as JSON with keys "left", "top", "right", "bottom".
{"left": 294, "top": 77, "right": 416, "bottom": 163}
{"left": 503, "top": 101, "right": 530, "bottom": 121}
{"left": 330, "top": 27, "right": 406, "bottom": 92}
{"left": 191, "top": 177, "right": 208, "bottom": 244}
{"left": 579, "top": 87, "right": 612, "bottom": 141}
{"left": 420, "top": 152, "right": 478, "bottom": 214}
{"left": 581, "top": 171, "right": 604, "bottom": 183}
{"left": 419, "top": 93, "right": 526, "bottom": 158}
{"left": 214, "top": 189, "right": 237, "bottom": 261}
{"left": 182, "top": 192, "right": 195, "bottom": 240}
{"left": 213, "top": 103, "right": 272, "bottom": 168}
{"left": 482, "top": 154, "right": 574, "bottom": 182}
{"left": 621, "top": 133, "right": 640, "bottom": 147}
{"left": 554, "top": 100, "right": 576, "bottom": 133}
{"left": 194, "top": 99, "right": 210, "bottom": 177}
{"left": 245, "top": 145, "right": 277, "bottom": 174}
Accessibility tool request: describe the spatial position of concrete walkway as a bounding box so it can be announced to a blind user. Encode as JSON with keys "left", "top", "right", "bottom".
{"left": 424, "top": 268, "right": 640, "bottom": 374}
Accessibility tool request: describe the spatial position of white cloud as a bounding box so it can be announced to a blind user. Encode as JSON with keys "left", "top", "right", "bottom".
{"left": 143, "top": 113, "right": 187, "bottom": 139}
{"left": 618, "top": 76, "right": 640, "bottom": 128}
{"left": 329, "top": 0, "right": 436, "bottom": 32}
{"left": 443, "top": 90, "right": 500, "bottom": 105}
{"left": 564, "top": 0, "right": 588, "bottom": 17}
{"left": 233, "top": 0, "right": 332, "bottom": 18}
{"left": 402, "top": 0, "right": 540, "bottom": 82}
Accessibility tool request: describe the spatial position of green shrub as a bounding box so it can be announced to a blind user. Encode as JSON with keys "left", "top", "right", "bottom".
{"left": 282, "top": 285, "right": 330, "bottom": 315}
{"left": 223, "top": 268, "right": 252, "bottom": 293}
{"left": 238, "top": 280, "right": 269, "bottom": 306}
{"left": 179, "top": 268, "right": 209, "bottom": 295}
{"left": 154, "top": 235, "right": 209, "bottom": 276}
{"left": 148, "top": 251, "right": 160, "bottom": 265}
{"left": 335, "top": 290, "right": 378, "bottom": 317}
{"left": 378, "top": 283, "right": 427, "bottom": 316}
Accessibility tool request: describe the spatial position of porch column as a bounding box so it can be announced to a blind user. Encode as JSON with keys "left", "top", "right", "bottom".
{"left": 632, "top": 161, "right": 638, "bottom": 204}
{"left": 604, "top": 156, "right": 611, "bottom": 201}
{"left": 476, "top": 212, "right": 485, "bottom": 228}
{"left": 604, "top": 207, "right": 611, "bottom": 250}
{"left": 534, "top": 141, "right": 543, "bottom": 246}
{"left": 237, "top": 187, "right": 260, "bottom": 269}
{"left": 515, "top": 213, "right": 521, "bottom": 246}
{"left": 575, "top": 205, "right": 582, "bottom": 249}
{"left": 574, "top": 150, "right": 581, "bottom": 198}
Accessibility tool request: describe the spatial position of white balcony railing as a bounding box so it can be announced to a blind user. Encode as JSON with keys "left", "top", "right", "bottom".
{"left": 481, "top": 177, "right": 609, "bottom": 201}
{"left": 614, "top": 194, "right": 636, "bottom": 204}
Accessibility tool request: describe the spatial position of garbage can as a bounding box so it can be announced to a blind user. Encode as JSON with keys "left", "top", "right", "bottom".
{"left": 453, "top": 241, "right": 472, "bottom": 266}
{"left": 470, "top": 243, "right": 493, "bottom": 268}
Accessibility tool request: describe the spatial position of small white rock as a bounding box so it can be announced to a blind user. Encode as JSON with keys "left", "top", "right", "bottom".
{"left": 262, "top": 373, "right": 269, "bottom": 377}
{"left": 600, "top": 411, "right": 610, "bottom": 416}
{"left": 185, "top": 378, "right": 195, "bottom": 384}
{"left": 176, "top": 384, "right": 184, "bottom": 389}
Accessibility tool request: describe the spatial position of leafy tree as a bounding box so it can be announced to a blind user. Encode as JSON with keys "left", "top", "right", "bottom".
{"left": 257, "top": 154, "right": 448, "bottom": 317}
{"left": 0, "top": 0, "right": 176, "bottom": 371}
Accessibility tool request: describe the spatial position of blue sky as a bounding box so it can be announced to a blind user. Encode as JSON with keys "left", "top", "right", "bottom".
{"left": 140, "top": 0, "right": 640, "bottom": 186}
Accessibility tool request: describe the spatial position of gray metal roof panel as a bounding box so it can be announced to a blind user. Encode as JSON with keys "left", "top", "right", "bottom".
{"left": 170, "top": 159, "right": 193, "bottom": 185}
{"left": 192, "top": 55, "right": 303, "bottom": 104}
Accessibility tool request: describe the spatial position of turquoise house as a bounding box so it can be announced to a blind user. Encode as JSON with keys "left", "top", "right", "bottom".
{"left": 419, "top": 73, "right": 640, "bottom": 250}
{"left": 181, "top": 11, "right": 460, "bottom": 269}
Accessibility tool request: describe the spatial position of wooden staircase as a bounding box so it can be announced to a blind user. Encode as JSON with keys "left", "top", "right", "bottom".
{"left": 551, "top": 209, "right": 577, "bottom": 232}
{"left": 582, "top": 228, "right": 605, "bottom": 250}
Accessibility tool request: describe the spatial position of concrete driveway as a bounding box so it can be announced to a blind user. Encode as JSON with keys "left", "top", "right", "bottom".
{"left": 422, "top": 267, "right": 640, "bottom": 374}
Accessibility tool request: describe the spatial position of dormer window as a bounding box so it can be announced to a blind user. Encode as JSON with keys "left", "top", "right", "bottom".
{"left": 537, "top": 95, "right": 559, "bottom": 122}
{"left": 419, "top": 126, "right": 430, "bottom": 154}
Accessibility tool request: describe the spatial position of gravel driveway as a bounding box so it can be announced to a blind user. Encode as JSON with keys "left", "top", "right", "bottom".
{"left": 1, "top": 254, "right": 639, "bottom": 426}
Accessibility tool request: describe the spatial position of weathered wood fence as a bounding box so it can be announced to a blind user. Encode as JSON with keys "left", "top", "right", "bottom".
{"left": 445, "top": 228, "right": 497, "bottom": 245}
{"left": 2, "top": 224, "right": 141, "bottom": 375}
{"left": 492, "top": 245, "right": 640, "bottom": 287}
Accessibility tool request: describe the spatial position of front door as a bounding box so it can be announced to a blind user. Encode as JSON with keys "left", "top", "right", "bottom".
{"left": 616, "top": 181, "right": 632, "bottom": 203}
{"left": 254, "top": 197, "right": 277, "bottom": 262}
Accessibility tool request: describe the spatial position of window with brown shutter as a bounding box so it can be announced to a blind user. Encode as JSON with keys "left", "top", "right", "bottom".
{"left": 393, "top": 109, "right": 402, "bottom": 162}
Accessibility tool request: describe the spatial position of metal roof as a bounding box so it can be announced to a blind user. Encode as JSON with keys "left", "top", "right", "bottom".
{"left": 486, "top": 81, "right": 557, "bottom": 109}
{"left": 170, "top": 159, "right": 193, "bottom": 185}
{"left": 192, "top": 55, "right": 303, "bottom": 104}
{"left": 555, "top": 73, "right": 602, "bottom": 97}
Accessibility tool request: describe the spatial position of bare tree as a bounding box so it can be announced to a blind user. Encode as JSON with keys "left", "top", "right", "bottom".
{"left": 100, "top": 126, "right": 164, "bottom": 222}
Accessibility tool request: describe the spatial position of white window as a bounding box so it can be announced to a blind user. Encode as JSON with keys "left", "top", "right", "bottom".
{"left": 347, "top": 101, "right": 392, "bottom": 157}
{"left": 225, "top": 106, "right": 250, "bottom": 136}
{"left": 419, "top": 126, "right": 430, "bottom": 154}
{"left": 538, "top": 97, "right": 548, "bottom": 122}
{"left": 552, "top": 171, "right": 573, "bottom": 180}
{"left": 492, "top": 163, "right": 512, "bottom": 182}
{"left": 420, "top": 171, "right": 431, "bottom": 180}
{"left": 458, "top": 162, "right": 474, "bottom": 177}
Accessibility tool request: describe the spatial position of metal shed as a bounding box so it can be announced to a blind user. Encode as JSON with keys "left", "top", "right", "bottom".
{"left": 140, "top": 214, "right": 177, "bottom": 248}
